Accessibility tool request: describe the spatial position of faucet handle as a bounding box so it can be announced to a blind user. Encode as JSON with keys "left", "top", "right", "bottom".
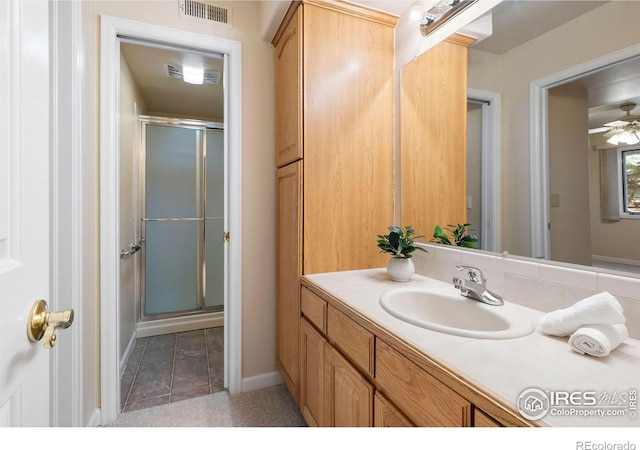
{"left": 455, "top": 265, "right": 485, "bottom": 284}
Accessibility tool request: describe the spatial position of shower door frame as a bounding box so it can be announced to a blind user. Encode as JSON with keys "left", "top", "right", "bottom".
{"left": 138, "top": 116, "right": 225, "bottom": 321}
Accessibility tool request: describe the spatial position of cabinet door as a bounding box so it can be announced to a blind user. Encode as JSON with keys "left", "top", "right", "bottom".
{"left": 303, "top": 4, "right": 394, "bottom": 274}
{"left": 376, "top": 340, "right": 471, "bottom": 426}
{"left": 276, "top": 162, "right": 303, "bottom": 402}
{"left": 374, "top": 392, "right": 414, "bottom": 427}
{"left": 299, "top": 317, "right": 326, "bottom": 427}
{"left": 474, "top": 408, "right": 503, "bottom": 427}
{"left": 325, "top": 344, "right": 374, "bottom": 427}
{"left": 274, "top": 7, "right": 302, "bottom": 167}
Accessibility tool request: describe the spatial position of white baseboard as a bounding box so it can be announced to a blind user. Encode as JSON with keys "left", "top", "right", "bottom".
{"left": 592, "top": 254, "right": 640, "bottom": 267}
{"left": 87, "top": 408, "right": 102, "bottom": 427}
{"left": 120, "top": 332, "right": 137, "bottom": 378}
{"left": 241, "top": 371, "right": 284, "bottom": 393}
{"left": 136, "top": 312, "right": 224, "bottom": 338}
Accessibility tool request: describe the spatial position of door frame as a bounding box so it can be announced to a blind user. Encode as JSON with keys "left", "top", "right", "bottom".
{"left": 467, "top": 88, "right": 501, "bottom": 252}
{"left": 530, "top": 42, "right": 640, "bottom": 259}
{"left": 50, "top": 0, "right": 85, "bottom": 427}
{"left": 100, "top": 16, "right": 243, "bottom": 424}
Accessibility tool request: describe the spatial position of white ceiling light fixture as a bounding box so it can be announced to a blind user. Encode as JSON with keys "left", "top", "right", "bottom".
{"left": 182, "top": 66, "right": 204, "bottom": 85}
{"left": 603, "top": 102, "right": 640, "bottom": 146}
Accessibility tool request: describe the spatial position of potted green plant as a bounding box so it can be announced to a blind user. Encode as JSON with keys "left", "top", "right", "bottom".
{"left": 432, "top": 223, "right": 478, "bottom": 248}
{"left": 377, "top": 226, "right": 427, "bottom": 281}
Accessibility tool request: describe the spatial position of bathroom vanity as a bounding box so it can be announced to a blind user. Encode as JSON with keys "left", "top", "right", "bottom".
{"left": 298, "top": 269, "right": 640, "bottom": 427}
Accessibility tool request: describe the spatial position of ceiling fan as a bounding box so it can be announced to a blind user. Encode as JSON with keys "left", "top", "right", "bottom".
{"left": 603, "top": 102, "right": 640, "bottom": 145}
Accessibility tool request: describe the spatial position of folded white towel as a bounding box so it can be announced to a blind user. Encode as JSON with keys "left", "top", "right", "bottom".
{"left": 539, "top": 292, "right": 625, "bottom": 337}
{"left": 569, "top": 324, "right": 629, "bottom": 357}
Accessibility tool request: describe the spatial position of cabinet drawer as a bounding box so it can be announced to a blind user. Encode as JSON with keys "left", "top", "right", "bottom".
{"left": 375, "top": 340, "right": 471, "bottom": 426}
{"left": 300, "top": 286, "right": 327, "bottom": 333}
{"left": 327, "top": 306, "right": 374, "bottom": 377}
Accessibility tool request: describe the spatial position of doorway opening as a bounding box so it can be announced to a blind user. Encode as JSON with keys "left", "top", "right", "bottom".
{"left": 531, "top": 42, "right": 640, "bottom": 266}
{"left": 100, "top": 16, "right": 242, "bottom": 424}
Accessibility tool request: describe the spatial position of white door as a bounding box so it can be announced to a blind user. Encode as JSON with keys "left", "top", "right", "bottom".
{"left": 0, "top": 1, "right": 53, "bottom": 426}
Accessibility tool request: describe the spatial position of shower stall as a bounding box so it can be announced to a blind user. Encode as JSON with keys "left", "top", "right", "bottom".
{"left": 138, "top": 116, "right": 225, "bottom": 332}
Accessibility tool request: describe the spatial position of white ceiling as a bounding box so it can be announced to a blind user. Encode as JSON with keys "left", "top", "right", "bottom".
{"left": 120, "top": 0, "right": 640, "bottom": 129}
{"left": 121, "top": 42, "right": 224, "bottom": 121}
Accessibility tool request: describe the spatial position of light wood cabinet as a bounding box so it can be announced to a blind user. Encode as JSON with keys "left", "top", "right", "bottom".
{"left": 299, "top": 287, "right": 374, "bottom": 427}
{"left": 273, "top": 0, "right": 397, "bottom": 406}
{"left": 325, "top": 343, "right": 374, "bottom": 427}
{"left": 273, "top": 1, "right": 396, "bottom": 275}
{"left": 474, "top": 407, "right": 504, "bottom": 427}
{"left": 301, "top": 285, "right": 327, "bottom": 333}
{"left": 327, "top": 305, "right": 374, "bottom": 377}
{"left": 299, "top": 279, "right": 535, "bottom": 428}
{"left": 375, "top": 339, "right": 472, "bottom": 426}
{"left": 274, "top": 7, "right": 302, "bottom": 168}
{"left": 400, "top": 34, "right": 475, "bottom": 239}
{"left": 374, "top": 392, "right": 414, "bottom": 427}
{"left": 276, "top": 162, "right": 303, "bottom": 402}
{"left": 300, "top": 317, "right": 326, "bottom": 426}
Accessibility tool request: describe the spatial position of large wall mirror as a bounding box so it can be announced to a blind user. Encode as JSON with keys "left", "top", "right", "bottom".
{"left": 437, "top": 0, "right": 640, "bottom": 275}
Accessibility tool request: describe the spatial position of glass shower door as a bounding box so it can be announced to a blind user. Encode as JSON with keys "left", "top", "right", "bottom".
{"left": 143, "top": 124, "right": 203, "bottom": 316}
{"left": 205, "top": 129, "right": 224, "bottom": 310}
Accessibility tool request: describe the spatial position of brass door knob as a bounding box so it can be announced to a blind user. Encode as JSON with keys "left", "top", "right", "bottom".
{"left": 27, "top": 300, "right": 74, "bottom": 349}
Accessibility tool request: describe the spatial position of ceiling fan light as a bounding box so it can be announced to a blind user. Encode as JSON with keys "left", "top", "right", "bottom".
{"left": 607, "top": 134, "right": 621, "bottom": 145}
{"left": 623, "top": 131, "right": 640, "bottom": 145}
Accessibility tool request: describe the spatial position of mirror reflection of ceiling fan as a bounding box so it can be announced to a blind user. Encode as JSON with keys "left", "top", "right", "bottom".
{"left": 603, "top": 102, "right": 640, "bottom": 145}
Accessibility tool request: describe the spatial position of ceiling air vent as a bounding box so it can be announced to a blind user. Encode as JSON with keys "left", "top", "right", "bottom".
{"left": 179, "top": 0, "right": 232, "bottom": 28}
{"left": 165, "top": 64, "right": 222, "bottom": 85}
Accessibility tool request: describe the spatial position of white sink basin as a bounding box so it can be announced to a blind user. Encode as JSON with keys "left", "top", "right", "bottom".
{"left": 379, "top": 287, "right": 534, "bottom": 339}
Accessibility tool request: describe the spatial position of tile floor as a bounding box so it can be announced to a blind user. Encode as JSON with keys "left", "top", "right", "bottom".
{"left": 120, "top": 327, "right": 224, "bottom": 413}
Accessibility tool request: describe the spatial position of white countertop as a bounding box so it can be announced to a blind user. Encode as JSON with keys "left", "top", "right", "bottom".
{"left": 305, "top": 269, "right": 640, "bottom": 427}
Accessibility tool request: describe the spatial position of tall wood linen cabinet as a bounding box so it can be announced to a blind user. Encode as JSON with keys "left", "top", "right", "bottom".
{"left": 272, "top": 1, "right": 397, "bottom": 405}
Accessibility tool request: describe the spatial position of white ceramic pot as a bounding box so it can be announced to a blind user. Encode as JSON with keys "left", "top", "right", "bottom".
{"left": 386, "top": 257, "right": 415, "bottom": 282}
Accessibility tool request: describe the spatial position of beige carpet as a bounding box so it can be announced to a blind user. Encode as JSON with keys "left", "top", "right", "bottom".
{"left": 106, "top": 384, "right": 307, "bottom": 427}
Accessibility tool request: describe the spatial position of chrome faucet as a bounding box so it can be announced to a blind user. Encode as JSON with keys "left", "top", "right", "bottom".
{"left": 452, "top": 265, "right": 504, "bottom": 306}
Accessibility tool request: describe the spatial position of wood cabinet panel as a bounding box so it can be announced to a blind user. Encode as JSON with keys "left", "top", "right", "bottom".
{"left": 301, "top": 286, "right": 327, "bottom": 333}
{"left": 474, "top": 407, "right": 503, "bottom": 427}
{"left": 400, "top": 35, "right": 474, "bottom": 239}
{"left": 302, "top": 3, "right": 394, "bottom": 274}
{"left": 327, "top": 305, "right": 374, "bottom": 377}
{"left": 276, "top": 162, "right": 303, "bottom": 402}
{"left": 325, "top": 344, "right": 374, "bottom": 427}
{"left": 300, "top": 317, "right": 326, "bottom": 427}
{"left": 274, "top": 8, "right": 302, "bottom": 168}
{"left": 376, "top": 340, "right": 471, "bottom": 426}
{"left": 374, "top": 392, "right": 414, "bottom": 427}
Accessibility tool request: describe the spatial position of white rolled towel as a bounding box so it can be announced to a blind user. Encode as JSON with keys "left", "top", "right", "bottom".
{"left": 539, "top": 292, "right": 625, "bottom": 337}
{"left": 569, "top": 324, "right": 629, "bottom": 357}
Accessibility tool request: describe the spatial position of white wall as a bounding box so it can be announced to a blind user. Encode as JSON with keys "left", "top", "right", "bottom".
{"left": 548, "top": 91, "right": 591, "bottom": 266}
